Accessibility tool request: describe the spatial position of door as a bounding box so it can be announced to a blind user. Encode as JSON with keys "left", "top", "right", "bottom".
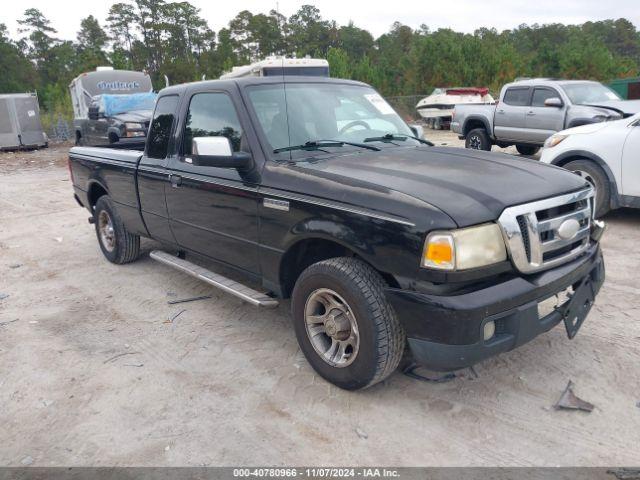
{"left": 13, "top": 96, "right": 45, "bottom": 146}
{"left": 621, "top": 120, "right": 640, "bottom": 197}
{"left": 524, "top": 87, "right": 566, "bottom": 143}
{"left": 165, "top": 90, "right": 261, "bottom": 274}
{"left": 494, "top": 87, "right": 530, "bottom": 141}
{"left": 137, "top": 94, "right": 179, "bottom": 245}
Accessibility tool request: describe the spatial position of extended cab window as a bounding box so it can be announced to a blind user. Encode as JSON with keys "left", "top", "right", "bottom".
{"left": 532, "top": 88, "right": 560, "bottom": 107}
{"left": 183, "top": 93, "right": 244, "bottom": 155}
{"left": 503, "top": 88, "right": 531, "bottom": 106}
{"left": 147, "top": 95, "right": 178, "bottom": 159}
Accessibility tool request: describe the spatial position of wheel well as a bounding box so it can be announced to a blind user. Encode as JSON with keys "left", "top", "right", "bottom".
{"left": 279, "top": 238, "right": 399, "bottom": 298}
{"left": 87, "top": 183, "right": 108, "bottom": 210}
{"left": 464, "top": 119, "right": 488, "bottom": 136}
{"left": 551, "top": 155, "right": 619, "bottom": 208}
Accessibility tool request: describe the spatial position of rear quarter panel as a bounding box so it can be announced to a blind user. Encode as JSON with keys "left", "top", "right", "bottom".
{"left": 69, "top": 146, "right": 147, "bottom": 236}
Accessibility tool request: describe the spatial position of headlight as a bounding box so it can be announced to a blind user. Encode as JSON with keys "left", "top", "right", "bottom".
{"left": 422, "top": 223, "right": 507, "bottom": 270}
{"left": 125, "top": 122, "right": 144, "bottom": 130}
{"left": 544, "top": 134, "right": 568, "bottom": 148}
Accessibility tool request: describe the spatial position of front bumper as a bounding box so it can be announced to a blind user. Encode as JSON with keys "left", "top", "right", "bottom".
{"left": 386, "top": 243, "right": 604, "bottom": 371}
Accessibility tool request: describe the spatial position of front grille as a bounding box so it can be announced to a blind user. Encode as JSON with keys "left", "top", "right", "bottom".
{"left": 498, "top": 188, "right": 594, "bottom": 273}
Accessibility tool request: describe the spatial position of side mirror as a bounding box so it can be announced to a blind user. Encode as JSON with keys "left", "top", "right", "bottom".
{"left": 408, "top": 124, "right": 424, "bottom": 139}
{"left": 544, "top": 97, "right": 563, "bottom": 108}
{"left": 189, "top": 136, "right": 252, "bottom": 170}
{"left": 88, "top": 105, "right": 100, "bottom": 120}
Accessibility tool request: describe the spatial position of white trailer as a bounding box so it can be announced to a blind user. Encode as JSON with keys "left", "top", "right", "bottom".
{"left": 220, "top": 57, "right": 329, "bottom": 79}
{"left": 69, "top": 67, "right": 153, "bottom": 120}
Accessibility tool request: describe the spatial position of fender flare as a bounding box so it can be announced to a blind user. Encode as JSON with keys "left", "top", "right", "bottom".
{"left": 107, "top": 127, "right": 121, "bottom": 142}
{"left": 550, "top": 150, "right": 620, "bottom": 209}
{"left": 86, "top": 179, "right": 110, "bottom": 209}
{"left": 462, "top": 115, "right": 493, "bottom": 139}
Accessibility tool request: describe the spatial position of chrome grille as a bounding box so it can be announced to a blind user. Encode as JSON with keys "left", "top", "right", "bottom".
{"left": 498, "top": 188, "right": 594, "bottom": 273}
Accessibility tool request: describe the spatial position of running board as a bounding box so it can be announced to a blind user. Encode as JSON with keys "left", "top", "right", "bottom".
{"left": 150, "top": 250, "right": 279, "bottom": 308}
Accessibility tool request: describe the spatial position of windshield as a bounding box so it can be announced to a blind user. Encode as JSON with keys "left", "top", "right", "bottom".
{"left": 246, "top": 83, "right": 417, "bottom": 157}
{"left": 561, "top": 83, "right": 621, "bottom": 104}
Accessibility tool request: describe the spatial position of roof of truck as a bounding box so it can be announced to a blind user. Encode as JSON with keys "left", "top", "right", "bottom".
{"left": 159, "top": 76, "right": 370, "bottom": 96}
{"left": 507, "top": 78, "right": 600, "bottom": 88}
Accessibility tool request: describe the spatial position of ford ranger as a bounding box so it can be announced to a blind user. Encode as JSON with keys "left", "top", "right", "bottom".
{"left": 69, "top": 76, "right": 605, "bottom": 390}
{"left": 452, "top": 78, "right": 640, "bottom": 155}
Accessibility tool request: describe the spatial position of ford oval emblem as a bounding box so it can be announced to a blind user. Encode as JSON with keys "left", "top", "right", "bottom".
{"left": 557, "top": 218, "right": 581, "bottom": 240}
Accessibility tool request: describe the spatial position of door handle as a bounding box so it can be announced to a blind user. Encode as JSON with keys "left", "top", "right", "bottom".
{"left": 497, "top": 109, "right": 505, "bottom": 114}
{"left": 526, "top": 111, "right": 536, "bottom": 116}
{"left": 169, "top": 174, "right": 182, "bottom": 188}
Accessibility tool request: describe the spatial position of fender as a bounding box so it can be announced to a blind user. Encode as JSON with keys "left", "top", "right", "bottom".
{"left": 550, "top": 150, "right": 620, "bottom": 209}
{"left": 462, "top": 115, "right": 493, "bottom": 139}
{"left": 107, "top": 126, "right": 122, "bottom": 141}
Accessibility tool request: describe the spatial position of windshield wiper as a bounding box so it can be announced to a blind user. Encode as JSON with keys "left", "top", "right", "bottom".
{"left": 364, "top": 133, "right": 434, "bottom": 146}
{"left": 273, "top": 140, "right": 380, "bottom": 154}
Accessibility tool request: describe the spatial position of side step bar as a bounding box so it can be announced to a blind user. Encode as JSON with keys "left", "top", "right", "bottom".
{"left": 150, "top": 250, "right": 279, "bottom": 308}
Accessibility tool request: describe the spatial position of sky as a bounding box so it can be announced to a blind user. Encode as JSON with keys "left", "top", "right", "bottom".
{"left": 3, "top": 0, "right": 639, "bottom": 41}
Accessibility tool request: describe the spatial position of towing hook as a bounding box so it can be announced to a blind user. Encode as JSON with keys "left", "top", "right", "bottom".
{"left": 88, "top": 216, "right": 96, "bottom": 224}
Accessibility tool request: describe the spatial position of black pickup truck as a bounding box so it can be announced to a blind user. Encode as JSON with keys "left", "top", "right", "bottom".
{"left": 69, "top": 76, "right": 605, "bottom": 390}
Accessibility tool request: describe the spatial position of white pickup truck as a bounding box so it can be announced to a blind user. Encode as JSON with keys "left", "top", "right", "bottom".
{"left": 451, "top": 78, "right": 640, "bottom": 155}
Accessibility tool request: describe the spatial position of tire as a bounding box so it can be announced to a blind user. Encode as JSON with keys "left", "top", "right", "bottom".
{"left": 291, "top": 257, "right": 405, "bottom": 390}
{"left": 109, "top": 133, "right": 119, "bottom": 144}
{"left": 75, "top": 132, "right": 83, "bottom": 146}
{"left": 465, "top": 128, "right": 491, "bottom": 151}
{"left": 516, "top": 144, "right": 540, "bottom": 156}
{"left": 94, "top": 196, "right": 140, "bottom": 264}
{"left": 563, "top": 159, "right": 611, "bottom": 217}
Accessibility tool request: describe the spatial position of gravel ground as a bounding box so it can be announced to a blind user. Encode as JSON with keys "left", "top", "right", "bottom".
{"left": 0, "top": 138, "right": 639, "bottom": 466}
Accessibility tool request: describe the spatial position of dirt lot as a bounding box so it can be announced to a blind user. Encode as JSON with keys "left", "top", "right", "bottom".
{"left": 1, "top": 138, "right": 639, "bottom": 466}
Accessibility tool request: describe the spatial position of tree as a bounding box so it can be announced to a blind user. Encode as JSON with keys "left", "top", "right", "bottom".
{"left": 107, "top": 2, "right": 137, "bottom": 68}
{"left": 17, "top": 8, "right": 58, "bottom": 66}
{"left": 0, "top": 24, "right": 37, "bottom": 93}
{"left": 77, "top": 15, "right": 109, "bottom": 71}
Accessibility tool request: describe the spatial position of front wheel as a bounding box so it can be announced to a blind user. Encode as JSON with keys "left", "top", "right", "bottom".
{"left": 516, "top": 144, "right": 540, "bottom": 156}
{"left": 563, "top": 159, "right": 611, "bottom": 217}
{"left": 291, "top": 257, "right": 405, "bottom": 390}
{"left": 465, "top": 128, "right": 491, "bottom": 151}
{"left": 94, "top": 196, "right": 141, "bottom": 264}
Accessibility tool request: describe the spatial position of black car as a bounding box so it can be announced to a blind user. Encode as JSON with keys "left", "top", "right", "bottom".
{"left": 68, "top": 76, "right": 605, "bottom": 390}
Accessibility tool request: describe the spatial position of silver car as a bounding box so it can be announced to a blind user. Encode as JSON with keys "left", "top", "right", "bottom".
{"left": 451, "top": 78, "right": 640, "bottom": 155}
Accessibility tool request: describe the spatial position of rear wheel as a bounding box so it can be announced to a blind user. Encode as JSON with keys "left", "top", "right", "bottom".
{"left": 465, "top": 128, "right": 491, "bottom": 151}
{"left": 291, "top": 257, "right": 405, "bottom": 390}
{"left": 94, "top": 196, "right": 140, "bottom": 264}
{"left": 516, "top": 144, "right": 540, "bottom": 156}
{"left": 563, "top": 159, "right": 611, "bottom": 217}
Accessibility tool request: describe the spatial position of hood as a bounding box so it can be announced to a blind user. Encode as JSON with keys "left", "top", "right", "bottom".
{"left": 111, "top": 110, "right": 152, "bottom": 123}
{"left": 586, "top": 100, "right": 640, "bottom": 116}
{"left": 298, "top": 146, "right": 589, "bottom": 227}
{"left": 560, "top": 122, "right": 610, "bottom": 136}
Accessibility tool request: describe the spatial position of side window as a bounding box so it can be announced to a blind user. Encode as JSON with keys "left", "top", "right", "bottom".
{"left": 532, "top": 88, "right": 560, "bottom": 107}
{"left": 147, "top": 95, "right": 178, "bottom": 159}
{"left": 183, "top": 93, "right": 244, "bottom": 156}
{"left": 503, "top": 88, "right": 531, "bottom": 106}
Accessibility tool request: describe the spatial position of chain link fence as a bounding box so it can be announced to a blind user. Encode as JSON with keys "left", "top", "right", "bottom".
{"left": 41, "top": 112, "right": 74, "bottom": 144}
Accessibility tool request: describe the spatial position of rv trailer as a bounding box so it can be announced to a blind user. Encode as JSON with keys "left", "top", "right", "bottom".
{"left": 220, "top": 57, "right": 329, "bottom": 79}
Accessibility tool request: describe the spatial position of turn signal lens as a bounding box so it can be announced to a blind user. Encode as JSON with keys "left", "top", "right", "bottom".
{"left": 423, "top": 234, "right": 455, "bottom": 270}
{"left": 543, "top": 134, "right": 568, "bottom": 148}
{"left": 422, "top": 224, "right": 507, "bottom": 271}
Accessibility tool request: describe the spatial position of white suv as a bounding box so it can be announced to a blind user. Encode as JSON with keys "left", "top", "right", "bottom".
{"left": 540, "top": 113, "right": 640, "bottom": 217}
